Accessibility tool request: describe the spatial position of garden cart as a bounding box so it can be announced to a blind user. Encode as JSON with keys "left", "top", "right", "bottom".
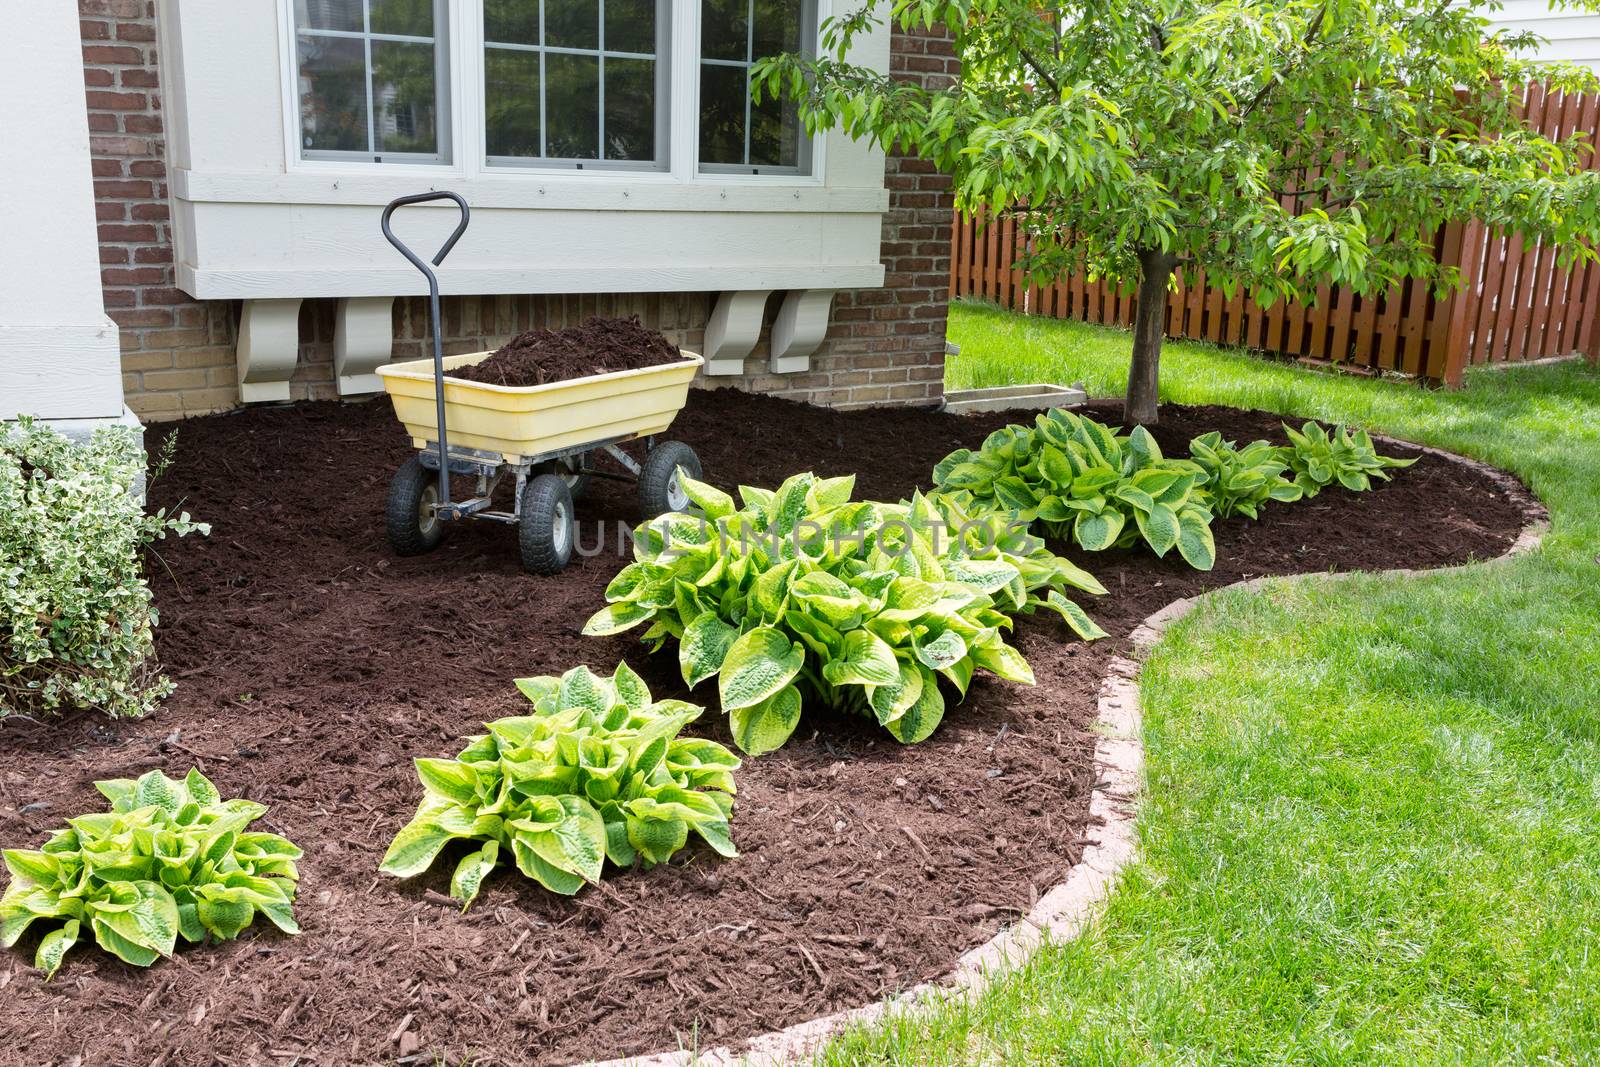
{"left": 374, "top": 191, "right": 705, "bottom": 575}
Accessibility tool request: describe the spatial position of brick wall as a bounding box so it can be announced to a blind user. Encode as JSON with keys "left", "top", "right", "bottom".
{"left": 79, "top": 2, "right": 955, "bottom": 420}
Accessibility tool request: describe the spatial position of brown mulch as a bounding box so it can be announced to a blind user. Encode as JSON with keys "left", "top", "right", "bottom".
{"left": 448, "top": 315, "right": 682, "bottom": 387}
{"left": 0, "top": 390, "right": 1531, "bottom": 1066}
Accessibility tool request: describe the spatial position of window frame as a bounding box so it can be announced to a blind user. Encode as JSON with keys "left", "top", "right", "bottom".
{"left": 276, "top": 0, "right": 828, "bottom": 184}
{"left": 288, "top": 0, "right": 456, "bottom": 165}
{"left": 481, "top": 0, "right": 673, "bottom": 173}
{"left": 694, "top": 0, "right": 819, "bottom": 177}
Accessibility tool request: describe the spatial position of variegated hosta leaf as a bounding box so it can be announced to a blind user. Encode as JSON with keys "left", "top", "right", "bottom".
{"left": 594, "top": 469, "right": 1106, "bottom": 755}
{"left": 1, "top": 770, "right": 300, "bottom": 978}
{"left": 381, "top": 664, "right": 740, "bottom": 902}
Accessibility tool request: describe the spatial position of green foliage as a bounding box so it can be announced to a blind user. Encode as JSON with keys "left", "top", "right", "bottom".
{"left": 0, "top": 769, "right": 301, "bottom": 979}
{"left": 1, "top": 418, "right": 207, "bottom": 719}
{"left": 583, "top": 471, "right": 1104, "bottom": 755}
{"left": 380, "top": 663, "right": 739, "bottom": 904}
{"left": 754, "top": 0, "right": 1600, "bottom": 305}
{"left": 1188, "top": 431, "right": 1304, "bottom": 519}
{"left": 934, "top": 409, "right": 1217, "bottom": 570}
{"left": 1280, "top": 421, "right": 1417, "bottom": 497}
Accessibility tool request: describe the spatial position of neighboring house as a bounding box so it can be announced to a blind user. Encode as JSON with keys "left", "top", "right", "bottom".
{"left": 1485, "top": 1, "right": 1600, "bottom": 69}
{"left": 2, "top": 2, "right": 957, "bottom": 433}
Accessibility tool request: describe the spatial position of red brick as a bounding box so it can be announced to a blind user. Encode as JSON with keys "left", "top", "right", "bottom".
{"left": 94, "top": 179, "right": 153, "bottom": 199}
{"left": 87, "top": 112, "right": 118, "bottom": 132}
{"left": 82, "top": 19, "right": 112, "bottom": 39}
{"left": 98, "top": 223, "right": 159, "bottom": 242}
{"left": 110, "top": 308, "right": 177, "bottom": 329}
{"left": 116, "top": 22, "right": 157, "bottom": 42}
{"left": 129, "top": 160, "right": 165, "bottom": 178}
{"left": 102, "top": 266, "right": 166, "bottom": 285}
{"left": 124, "top": 114, "right": 164, "bottom": 134}
{"left": 83, "top": 67, "right": 115, "bottom": 87}
{"left": 85, "top": 90, "right": 146, "bottom": 110}
{"left": 120, "top": 68, "right": 159, "bottom": 88}
{"left": 130, "top": 202, "right": 170, "bottom": 221}
{"left": 83, "top": 44, "right": 144, "bottom": 65}
{"left": 91, "top": 158, "right": 123, "bottom": 177}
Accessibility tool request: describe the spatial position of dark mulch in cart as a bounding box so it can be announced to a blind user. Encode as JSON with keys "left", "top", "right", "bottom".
{"left": 0, "top": 390, "right": 1533, "bottom": 1066}
{"left": 449, "top": 315, "right": 683, "bottom": 387}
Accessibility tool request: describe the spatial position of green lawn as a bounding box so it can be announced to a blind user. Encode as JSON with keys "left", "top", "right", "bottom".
{"left": 816, "top": 301, "right": 1600, "bottom": 1064}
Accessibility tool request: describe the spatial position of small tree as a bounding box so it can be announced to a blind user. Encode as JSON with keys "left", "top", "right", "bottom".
{"left": 756, "top": 0, "right": 1600, "bottom": 423}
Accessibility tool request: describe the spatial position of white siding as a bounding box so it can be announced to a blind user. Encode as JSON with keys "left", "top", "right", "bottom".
{"left": 159, "top": 0, "right": 892, "bottom": 302}
{"left": 1484, "top": 2, "right": 1600, "bottom": 69}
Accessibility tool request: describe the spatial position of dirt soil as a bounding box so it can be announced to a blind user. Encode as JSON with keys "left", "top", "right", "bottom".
{"left": 449, "top": 316, "right": 682, "bottom": 387}
{"left": 0, "top": 391, "right": 1533, "bottom": 1067}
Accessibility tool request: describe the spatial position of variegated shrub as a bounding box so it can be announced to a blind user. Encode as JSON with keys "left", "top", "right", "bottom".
{"left": 583, "top": 471, "right": 1104, "bottom": 756}
{"left": 380, "top": 663, "right": 738, "bottom": 905}
{"left": 1, "top": 769, "right": 302, "bottom": 979}
{"left": 933, "top": 409, "right": 1218, "bottom": 570}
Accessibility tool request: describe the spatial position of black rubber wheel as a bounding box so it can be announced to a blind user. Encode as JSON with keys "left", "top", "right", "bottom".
{"left": 386, "top": 456, "right": 448, "bottom": 556}
{"left": 519, "top": 473, "right": 575, "bottom": 576}
{"left": 536, "top": 455, "right": 591, "bottom": 500}
{"left": 638, "top": 440, "right": 702, "bottom": 518}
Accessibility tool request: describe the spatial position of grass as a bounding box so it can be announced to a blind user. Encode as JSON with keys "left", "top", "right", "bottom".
{"left": 814, "top": 301, "right": 1600, "bottom": 1065}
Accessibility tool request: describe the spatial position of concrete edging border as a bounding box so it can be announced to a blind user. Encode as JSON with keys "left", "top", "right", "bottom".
{"left": 588, "top": 440, "right": 1549, "bottom": 1067}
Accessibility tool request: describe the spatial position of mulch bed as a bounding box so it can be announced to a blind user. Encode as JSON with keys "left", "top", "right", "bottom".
{"left": 0, "top": 390, "right": 1529, "bottom": 1066}
{"left": 448, "top": 316, "right": 683, "bottom": 387}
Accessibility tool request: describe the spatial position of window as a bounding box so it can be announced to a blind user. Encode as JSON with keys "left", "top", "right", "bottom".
{"left": 293, "top": 0, "right": 450, "bottom": 163}
{"left": 483, "top": 0, "right": 670, "bottom": 170}
{"left": 698, "top": 0, "right": 815, "bottom": 174}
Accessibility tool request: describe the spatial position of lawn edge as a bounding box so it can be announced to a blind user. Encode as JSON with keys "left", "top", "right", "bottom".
{"left": 582, "top": 440, "right": 1548, "bottom": 1067}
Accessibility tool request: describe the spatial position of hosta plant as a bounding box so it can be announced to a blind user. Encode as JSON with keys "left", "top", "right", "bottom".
{"left": 1281, "top": 422, "right": 1417, "bottom": 497}
{"left": 380, "top": 663, "right": 738, "bottom": 905}
{"left": 1188, "top": 432, "right": 1304, "bottom": 519}
{"left": 934, "top": 409, "right": 1217, "bottom": 570}
{"left": 584, "top": 471, "right": 1103, "bottom": 756}
{"left": 0, "top": 769, "right": 301, "bottom": 979}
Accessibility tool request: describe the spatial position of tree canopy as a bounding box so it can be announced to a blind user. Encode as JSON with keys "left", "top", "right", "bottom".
{"left": 756, "top": 0, "right": 1600, "bottom": 420}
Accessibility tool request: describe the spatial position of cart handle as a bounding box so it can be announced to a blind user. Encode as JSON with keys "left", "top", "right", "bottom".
{"left": 381, "top": 191, "right": 470, "bottom": 511}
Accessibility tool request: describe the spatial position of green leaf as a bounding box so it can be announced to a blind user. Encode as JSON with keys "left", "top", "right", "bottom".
{"left": 1041, "top": 591, "right": 1108, "bottom": 640}
{"left": 378, "top": 816, "right": 457, "bottom": 878}
{"left": 728, "top": 685, "right": 803, "bottom": 756}
{"left": 822, "top": 630, "right": 901, "bottom": 688}
{"left": 449, "top": 841, "right": 500, "bottom": 911}
{"left": 719, "top": 627, "right": 805, "bottom": 711}
{"left": 1136, "top": 502, "right": 1181, "bottom": 556}
{"left": 679, "top": 612, "right": 742, "bottom": 688}
{"left": 415, "top": 758, "right": 478, "bottom": 806}
{"left": 884, "top": 670, "right": 945, "bottom": 744}
{"left": 1176, "top": 509, "right": 1217, "bottom": 571}
{"left": 35, "top": 919, "right": 80, "bottom": 980}
{"left": 582, "top": 601, "right": 654, "bottom": 636}
{"left": 1074, "top": 509, "right": 1125, "bottom": 551}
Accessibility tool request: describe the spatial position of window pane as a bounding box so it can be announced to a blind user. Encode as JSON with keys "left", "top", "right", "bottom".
{"left": 702, "top": 0, "right": 748, "bottom": 61}
{"left": 485, "top": 0, "right": 538, "bottom": 45}
{"left": 485, "top": 48, "right": 541, "bottom": 156}
{"left": 296, "top": 0, "right": 362, "bottom": 33}
{"left": 699, "top": 63, "right": 746, "bottom": 165}
{"left": 545, "top": 0, "right": 599, "bottom": 50}
{"left": 545, "top": 53, "right": 600, "bottom": 158}
{"left": 751, "top": 0, "right": 802, "bottom": 59}
{"left": 604, "top": 57, "right": 655, "bottom": 160}
{"left": 605, "top": 0, "right": 656, "bottom": 55}
{"left": 297, "top": 34, "right": 368, "bottom": 152}
{"left": 371, "top": 39, "right": 439, "bottom": 154}
{"left": 369, "top": 0, "right": 434, "bottom": 37}
{"left": 749, "top": 92, "right": 799, "bottom": 168}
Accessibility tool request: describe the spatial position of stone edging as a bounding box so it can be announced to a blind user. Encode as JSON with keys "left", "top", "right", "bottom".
{"left": 587, "top": 443, "right": 1549, "bottom": 1067}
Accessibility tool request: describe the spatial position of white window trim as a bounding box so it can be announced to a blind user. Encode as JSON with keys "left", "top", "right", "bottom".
{"left": 693, "top": 0, "right": 819, "bottom": 176}
{"left": 277, "top": 0, "right": 827, "bottom": 186}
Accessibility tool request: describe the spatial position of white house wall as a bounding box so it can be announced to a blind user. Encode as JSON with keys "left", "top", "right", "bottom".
{"left": 1, "top": 8, "right": 122, "bottom": 421}
{"left": 160, "top": 0, "right": 891, "bottom": 303}
{"left": 1485, "top": 2, "right": 1600, "bottom": 69}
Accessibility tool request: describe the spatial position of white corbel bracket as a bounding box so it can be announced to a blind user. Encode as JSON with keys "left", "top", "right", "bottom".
{"left": 334, "top": 296, "right": 396, "bottom": 396}
{"left": 236, "top": 298, "right": 302, "bottom": 403}
{"left": 702, "top": 290, "right": 771, "bottom": 375}
{"left": 770, "top": 289, "right": 835, "bottom": 374}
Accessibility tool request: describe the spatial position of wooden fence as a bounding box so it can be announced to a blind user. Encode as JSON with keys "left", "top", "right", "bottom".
{"left": 949, "top": 83, "right": 1600, "bottom": 385}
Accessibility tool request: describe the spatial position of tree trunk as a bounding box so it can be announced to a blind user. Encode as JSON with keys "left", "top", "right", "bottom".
{"left": 1124, "top": 248, "right": 1177, "bottom": 426}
